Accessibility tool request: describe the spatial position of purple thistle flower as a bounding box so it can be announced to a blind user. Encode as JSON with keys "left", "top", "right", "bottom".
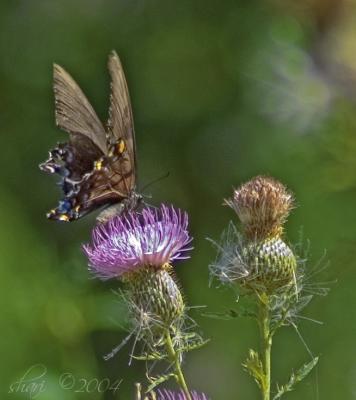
{"left": 83, "top": 205, "right": 193, "bottom": 280}
{"left": 157, "top": 389, "right": 210, "bottom": 400}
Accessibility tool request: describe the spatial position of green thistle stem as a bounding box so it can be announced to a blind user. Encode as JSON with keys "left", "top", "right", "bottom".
{"left": 164, "top": 329, "right": 191, "bottom": 400}
{"left": 258, "top": 294, "right": 272, "bottom": 400}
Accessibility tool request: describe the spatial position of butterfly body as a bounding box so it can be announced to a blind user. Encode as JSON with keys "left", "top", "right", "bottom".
{"left": 40, "top": 51, "right": 141, "bottom": 222}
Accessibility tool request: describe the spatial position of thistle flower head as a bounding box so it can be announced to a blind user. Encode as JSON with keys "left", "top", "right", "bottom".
{"left": 156, "top": 389, "right": 210, "bottom": 400}
{"left": 225, "top": 176, "right": 294, "bottom": 240}
{"left": 83, "top": 205, "right": 193, "bottom": 280}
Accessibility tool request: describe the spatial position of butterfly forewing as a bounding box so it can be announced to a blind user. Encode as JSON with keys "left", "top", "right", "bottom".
{"left": 107, "top": 51, "right": 137, "bottom": 191}
{"left": 53, "top": 64, "right": 108, "bottom": 155}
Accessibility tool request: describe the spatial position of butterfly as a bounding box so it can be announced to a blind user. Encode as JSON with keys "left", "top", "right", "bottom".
{"left": 39, "top": 51, "right": 142, "bottom": 222}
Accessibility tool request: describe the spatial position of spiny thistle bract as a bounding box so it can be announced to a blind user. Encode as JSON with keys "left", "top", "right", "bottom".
{"left": 84, "top": 204, "right": 206, "bottom": 397}
{"left": 217, "top": 176, "right": 297, "bottom": 293}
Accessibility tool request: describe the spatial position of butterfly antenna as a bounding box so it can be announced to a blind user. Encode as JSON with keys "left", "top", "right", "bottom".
{"left": 140, "top": 171, "right": 170, "bottom": 194}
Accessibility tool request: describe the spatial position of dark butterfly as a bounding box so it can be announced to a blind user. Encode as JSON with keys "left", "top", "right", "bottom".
{"left": 40, "top": 51, "right": 142, "bottom": 222}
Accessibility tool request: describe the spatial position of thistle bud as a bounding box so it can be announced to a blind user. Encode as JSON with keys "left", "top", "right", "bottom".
{"left": 240, "top": 236, "right": 297, "bottom": 292}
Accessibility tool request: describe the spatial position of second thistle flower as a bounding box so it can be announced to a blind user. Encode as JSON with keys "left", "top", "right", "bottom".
{"left": 215, "top": 176, "right": 297, "bottom": 293}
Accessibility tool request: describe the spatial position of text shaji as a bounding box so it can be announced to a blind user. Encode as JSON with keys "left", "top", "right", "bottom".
{"left": 8, "top": 364, "right": 47, "bottom": 399}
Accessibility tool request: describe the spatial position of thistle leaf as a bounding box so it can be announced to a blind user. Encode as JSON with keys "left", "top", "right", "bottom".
{"left": 202, "top": 308, "right": 256, "bottom": 320}
{"left": 132, "top": 351, "right": 166, "bottom": 361}
{"left": 180, "top": 338, "right": 210, "bottom": 353}
{"left": 273, "top": 357, "right": 319, "bottom": 399}
{"left": 242, "top": 349, "right": 264, "bottom": 388}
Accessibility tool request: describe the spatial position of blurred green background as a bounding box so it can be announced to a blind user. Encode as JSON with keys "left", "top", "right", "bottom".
{"left": 1, "top": 0, "right": 356, "bottom": 399}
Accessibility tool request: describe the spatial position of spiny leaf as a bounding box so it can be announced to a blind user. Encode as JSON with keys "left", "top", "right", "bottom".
{"left": 180, "top": 338, "right": 210, "bottom": 353}
{"left": 273, "top": 357, "right": 319, "bottom": 399}
{"left": 132, "top": 351, "right": 166, "bottom": 361}
{"left": 202, "top": 308, "right": 256, "bottom": 320}
{"left": 295, "top": 356, "right": 319, "bottom": 380}
{"left": 242, "top": 349, "right": 264, "bottom": 388}
{"left": 181, "top": 332, "right": 197, "bottom": 340}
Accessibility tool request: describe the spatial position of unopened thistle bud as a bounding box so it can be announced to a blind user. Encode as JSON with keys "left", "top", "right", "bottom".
{"left": 241, "top": 236, "right": 297, "bottom": 292}
{"left": 83, "top": 205, "right": 192, "bottom": 333}
{"left": 214, "top": 176, "right": 297, "bottom": 293}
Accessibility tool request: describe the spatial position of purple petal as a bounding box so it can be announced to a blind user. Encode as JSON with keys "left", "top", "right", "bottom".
{"left": 157, "top": 389, "right": 210, "bottom": 400}
{"left": 83, "top": 204, "right": 193, "bottom": 280}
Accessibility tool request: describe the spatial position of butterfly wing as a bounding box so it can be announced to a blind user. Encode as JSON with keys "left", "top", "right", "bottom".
{"left": 53, "top": 63, "right": 108, "bottom": 155}
{"left": 107, "top": 51, "right": 137, "bottom": 192}
{"left": 40, "top": 64, "right": 110, "bottom": 221}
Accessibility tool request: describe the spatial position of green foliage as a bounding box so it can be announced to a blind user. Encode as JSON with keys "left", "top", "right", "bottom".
{"left": 243, "top": 349, "right": 264, "bottom": 389}
{"left": 273, "top": 357, "right": 319, "bottom": 399}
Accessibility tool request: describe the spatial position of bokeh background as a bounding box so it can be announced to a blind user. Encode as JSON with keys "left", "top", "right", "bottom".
{"left": 1, "top": 0, "right": 356, "bottom": 399}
